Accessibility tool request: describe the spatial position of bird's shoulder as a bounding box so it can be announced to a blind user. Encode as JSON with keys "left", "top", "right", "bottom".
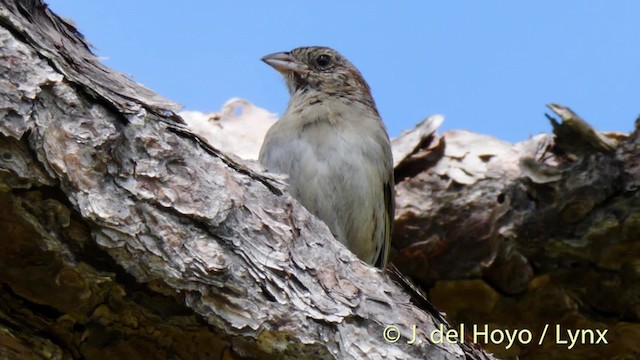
{"left": 286, "top": 94, "right": 381, "bottom": 130}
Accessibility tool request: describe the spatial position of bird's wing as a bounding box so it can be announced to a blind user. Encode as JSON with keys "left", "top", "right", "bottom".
{"left": 375, "top": 173, "right": 394, "bottom": 268}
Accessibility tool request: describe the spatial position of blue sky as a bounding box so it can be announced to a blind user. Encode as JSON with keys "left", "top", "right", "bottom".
{"left": 46, "top": 1, "right": 640, "bottom": 142}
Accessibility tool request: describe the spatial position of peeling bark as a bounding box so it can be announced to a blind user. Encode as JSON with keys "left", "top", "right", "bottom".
{"left": 2, "top": 1, "right": 638, "bottom": 360}
{"left": 392, "top": 101, "right": 639, "bottom": 359}
{"left": 0, "top": 1, "right": 492, "bottom": 359}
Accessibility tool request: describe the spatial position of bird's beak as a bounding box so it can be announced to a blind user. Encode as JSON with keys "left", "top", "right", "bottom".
{"left": 261, "top": 52, "right": 303, "bottom": 73}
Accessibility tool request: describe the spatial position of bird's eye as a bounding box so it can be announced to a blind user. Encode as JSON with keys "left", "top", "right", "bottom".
{"left": 316, "top": 54, "right": 332, "bottom": 68}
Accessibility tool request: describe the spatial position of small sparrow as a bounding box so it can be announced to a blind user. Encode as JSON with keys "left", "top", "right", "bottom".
{"left": 259, "top": 46, "right": 394, "bottom": 268}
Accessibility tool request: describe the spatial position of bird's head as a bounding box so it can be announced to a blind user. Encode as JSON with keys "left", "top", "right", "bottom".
{"left": 261, "top": 46, "right": 375, "bottom": 106}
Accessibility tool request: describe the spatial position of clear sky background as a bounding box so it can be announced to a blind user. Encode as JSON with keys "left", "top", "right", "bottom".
{"left": 46, "top": 1, "right": 639, "bottom": 142}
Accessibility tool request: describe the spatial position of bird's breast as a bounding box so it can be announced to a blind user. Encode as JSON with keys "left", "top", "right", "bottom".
{"left": 258, "top": 97, "right": 391, "bottom": 264}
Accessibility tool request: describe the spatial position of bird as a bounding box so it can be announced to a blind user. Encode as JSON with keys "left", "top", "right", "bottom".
{"left": 258, "top": 46, "right": 394, "bottom": 268}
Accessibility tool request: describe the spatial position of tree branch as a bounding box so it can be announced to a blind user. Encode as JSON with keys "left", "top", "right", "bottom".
{"left": 0, "top": 1, "right": 493, "bottom": 359}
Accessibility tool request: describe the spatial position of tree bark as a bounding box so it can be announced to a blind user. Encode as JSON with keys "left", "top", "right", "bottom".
{"left": 2, "top": 1, "right": 639, "bottom": 360}
{"left": 391, "top": 106, "right": 639, "bottom": 359}
{"left": 0, "top": 1, "right": 493, "bottom": 359}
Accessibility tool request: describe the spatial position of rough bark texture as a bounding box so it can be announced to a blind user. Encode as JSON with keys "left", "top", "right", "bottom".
{"left": 2, "top": 1, "right": 639, "bottom": 360}
{"left": 0, "top": 1, "right": 493, "bottom": 359}
{"left": 392, "top": 109, "right": 640, "bottom": 359}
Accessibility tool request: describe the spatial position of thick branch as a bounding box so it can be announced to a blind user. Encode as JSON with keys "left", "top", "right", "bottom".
{"left": 0, "top": 1, "right": 492, "bottom": 359}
